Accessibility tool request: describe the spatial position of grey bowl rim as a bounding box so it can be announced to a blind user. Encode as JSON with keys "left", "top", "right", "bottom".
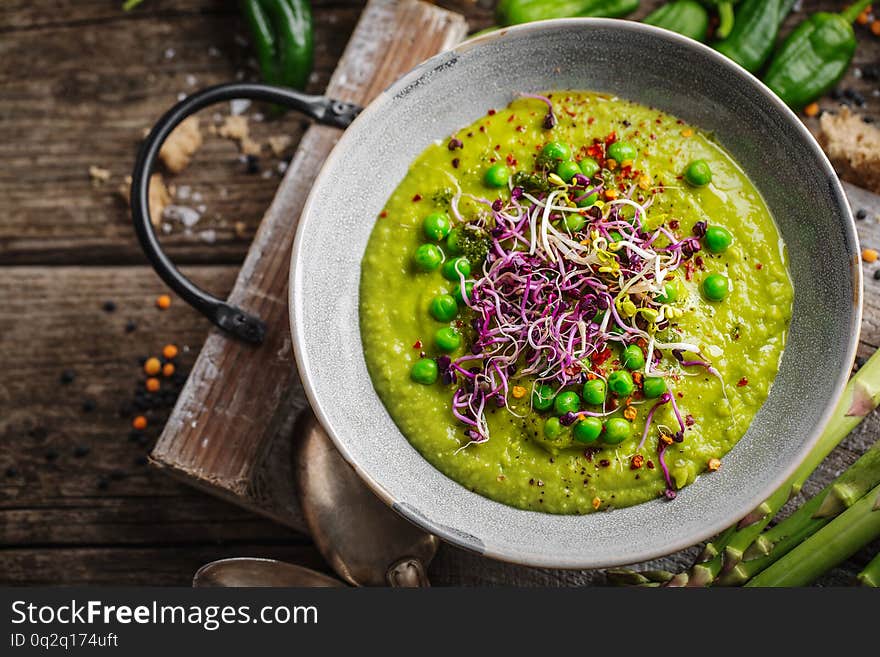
{"left": 289, "top": 17, "right": 862, "bottom": 569}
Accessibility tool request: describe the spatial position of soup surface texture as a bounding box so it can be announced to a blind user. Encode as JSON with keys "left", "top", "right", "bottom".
{"left": 360, "top": 91, "right": 793, "bottom": 514}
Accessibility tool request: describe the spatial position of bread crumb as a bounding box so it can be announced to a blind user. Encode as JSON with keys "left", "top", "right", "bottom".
{"left": 267, "top": 134, "right": 292, "bottom": 157}
{"left": 217, "top": 115, "right": 261, "bottom": 156}
{"left": 89, "top": 165, "right": 111, "bottom": 183}
{"left": 159, "top": 116, "right": 202, "bottom": 173}
{"left": 819, "top": 106, "right": 880, "bottom": 194}
{"left": 119, "top": 173, "right": 172, "bottom": 227}
{"left": 234, "top": 221, "right": 249, "bottom": 239}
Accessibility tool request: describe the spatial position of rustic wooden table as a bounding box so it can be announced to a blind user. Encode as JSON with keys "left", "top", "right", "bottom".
{"left": 2, "top": 0, "right": 879, "bottom": 586}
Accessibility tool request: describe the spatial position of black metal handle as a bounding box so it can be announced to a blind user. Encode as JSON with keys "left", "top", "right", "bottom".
{"left": 131, "top": 82, "right": 362, "bottom": 344}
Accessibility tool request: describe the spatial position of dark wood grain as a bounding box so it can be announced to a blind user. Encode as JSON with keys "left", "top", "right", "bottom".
{"left": 2, "top": 0, "right": 879, "bottom": 586}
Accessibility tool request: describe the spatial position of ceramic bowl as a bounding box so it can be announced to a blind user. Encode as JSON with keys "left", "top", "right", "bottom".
{"left": 290, "top": 19, "right": 861, "bottom": 568}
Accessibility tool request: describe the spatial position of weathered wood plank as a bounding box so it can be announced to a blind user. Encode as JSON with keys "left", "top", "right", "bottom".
{"left": 1, "top": 545, "right": 330, "bottom": 587}
{"left": 151, "top": 0, "right": 469, "bottom": 529}
{"left": 0, "top": 266, "right": 303, "bottom": 555}
{"left": 0, "top": 0, "right": 362, "bottom": 265}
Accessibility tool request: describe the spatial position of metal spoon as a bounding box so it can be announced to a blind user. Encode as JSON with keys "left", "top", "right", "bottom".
{"left": 293, "top": 409, "right": 439, "bottom": 587}
{"left": 193, "top": 557, "right": 345, "bottom": 588}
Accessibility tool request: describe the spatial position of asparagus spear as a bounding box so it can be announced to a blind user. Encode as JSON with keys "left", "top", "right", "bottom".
{"left": 604, "top": 350, "right": 880, "bottom": 587}
{"left": 605, "top": 569, "right": 674, "bottom": 586}
{"left": 719, "top": 351, "right": 880, "bottom": 574}
{"left": 745, "top": 483, "right": 880, "bottom": 587}
{"left": 717, "top": 440, "right": 880, "bottom": 585}
{"left": 857, "top": 551, "right": 880, "bottom": 587}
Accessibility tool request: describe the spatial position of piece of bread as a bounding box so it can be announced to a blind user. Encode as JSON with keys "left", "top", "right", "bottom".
{"left": 818, "top": 106, "right": 880, "bottom": 194}
{"left": 159, "top": 115, "right": 202, "bottom": 173}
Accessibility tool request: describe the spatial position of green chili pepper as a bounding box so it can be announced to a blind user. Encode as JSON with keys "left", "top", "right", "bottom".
{"left": 496, "top": 0, "right": 640, "bottom": 26}
{"left": 714, "top": 0, "right": 781, "bottom": 73}
{"left": 241, "top": 0, "right": 314, "bottom": 90}
{"left": 763, "top": 0, "right": 871, "bottom": 110}
{"left": 698, "top": 1, "right": 739, "bottom": 39}
{"left": 644, "top": 1, "right": 710, "bottom": 42}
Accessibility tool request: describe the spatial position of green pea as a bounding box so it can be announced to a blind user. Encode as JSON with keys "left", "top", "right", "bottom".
{"left": 582, "top": 379, "right": 607, "bottom": 405}
{"left": 423, "top": 212, "right": 451, "bottom": 241}
{"left": 702, "top": 273, "right": 729, "bottom": 301}
{"left": 684, "top": 159, "right": 712, "bottom": 187}
{"left": 604, "top": 418, "right": 631, "bottom": 445}
{"left": 578, "top": 157, "right": 600, "bottom": 178}
{"left": 544, "top": 416, "right": 563, "bottom": 439}
{"left": 704, "top": 226, "right": 733, "bottom": 254}
{"left": 643, "top": 376, "right": 667, "bottom": 399}
{"left": 429, "top": 294, "right": 458, "bottom": 321}
{"left": 554, "top": 391, "right": 580, "bottom": 415}
{"left": 573, "top": 417, "right": 603, "bottom": 444}
{"left": 564, "top": 214, "right": 587, "bottom": 232}
{"left": 451, "top": 281, "right": 475, "bottom": 305}
{"left": 434, "top": 327, "right": 461, "bottom": 352}
{"left": 622, "top": 345, "right": 645, "bottom": 371}
{"left": 410, "top": 358, "right": 438, "bottom": 385}
{"left": 541, "top": 141, "right": 570, "bottom": 162}
{"left": 607, "top": 141, "right": 636, "bottom": 163}
{"left": 442, "top": 256, "right": 471, "bottom": 281}
{"left": 484, "top": 163, "right": 510, "bottom": 188}
{"left": 556, "top": 160, "right": 581, "bottom": 182}
{"left": 576, "top": 192, "right": 599, "bottom": 208}
{"left": 656, "top": 281, "right": 678, "bottom": 304}
{"left": 607, "top": 370, "right": 635, "bottom": 397}
{"left": 446, "top": 228, "right": 463, "bottom": 255}
{"left": 413, "top": 243, "right": 443, "bottom": 272}
{"left": 608, "top": 231, "right": 623, "bottom": 243}
{"left": 532, "top": 384, "right": 555, "bottom": 411}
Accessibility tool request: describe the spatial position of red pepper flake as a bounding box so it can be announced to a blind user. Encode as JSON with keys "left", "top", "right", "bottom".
{"left": 592, "top": 346, "right": 613, "bottom": 366}
{"left": 668, "top": 219, "right": 680, "bottom": 230}
{"left": 448, "top": 138, "right": 463, "bottom": 151}
{"left": 737, "top": 377, "right": 749, "bottom": 387}
{"left": 599, "top": 459, "right": 611, "bottom": 468}
{"left": 647, "top": 460, "right": 655, "bottom": 470}
{"left": 379, "top": 210, "right": 387, "bottom": 218}
{"left": 451, "top": 158, "right": 459, "bottom": 169}
{"left": 412, "top": 194, "right": 422, "bottom": 202}
{"left": 564, "top": 362, "right": 582, "bottom": 377}
{"left": 487, "top": 109, "right": 496, "bottom": 116}
{"left": 479, "top": 125, "right": 486, "bottom": 133}
{"left": 507, "top": 114, "right": 515, "bottom": 122}
{"left": 516, "top": 125, "right": 525, "bottom": 133}
{"left": 506, "top": 154, "right": 517, "bottom": 167}
{"left": 685, "top": 414, "right": 695, "bottom": 427}
{"left": 630, "top": 454, "right": 644, "bottom": 470}
{"left": 604, "top": 131, "right": 617, "bottom": 146}
{"left": 684, "top": 260, "right": 695, "bottom": 281}
{"left": 412, "top": 340, "right": 422, "bottom": 349}
{"left": 677, "top": 392, "right": 684, "bottom": 398}
{"left": 583, "top": 447, "right": 599, "bottom": 462}
{"left": 494, "top": 144, "right": 501, "bottom": 151}
{"left": 695, "top": 255, "right": 705, "bottom": 269}
{"left": 756, "top": 263, "right": 763, "bottom": 270}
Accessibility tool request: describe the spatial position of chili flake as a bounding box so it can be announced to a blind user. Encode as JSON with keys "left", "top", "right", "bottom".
{"left": 737, "top": 377, "right": 749, "bottom": 387}
{"left": 623, "top": 406, "right": 637, "bottom": 421}
{"left": 707, "top": 458, "right": 722, "bottom": 472}
{"left": 630, "top": 454, "right": 644, "bottom": 470}
{"left": 512, "top": 385, "right": 527, "bottom": 399}
{"left": 592, "top": 496, "right": 602, "bottom": 510}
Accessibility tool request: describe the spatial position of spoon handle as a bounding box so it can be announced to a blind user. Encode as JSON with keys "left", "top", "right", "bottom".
{"left": 386, "top": 558, "right": 430, "bottom": 587}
